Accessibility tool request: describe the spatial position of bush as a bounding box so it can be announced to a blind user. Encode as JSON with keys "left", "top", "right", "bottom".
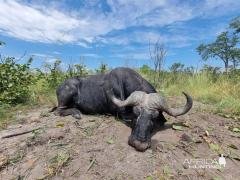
{"left": 95, "top": 63, "right": 108, "bottom": 74}
{"left": 66, "top": 63, "right": 89, "bottom": 78}
{"left": 0, "top": 57, "right": 33, "bottom": 104}
{"left": 43, "top": 60, "right": 65, "bottom": 89}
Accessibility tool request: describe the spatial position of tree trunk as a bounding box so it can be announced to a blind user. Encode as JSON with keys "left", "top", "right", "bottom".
{"left": 224, "top": 61, "right": 229, "bottom": 73}
{"left": 233, "top": 59, "right": 236, "bottom": 69}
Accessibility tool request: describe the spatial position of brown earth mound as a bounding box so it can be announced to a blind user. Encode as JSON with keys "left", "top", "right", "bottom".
{"left": 0, "top": 98, "right": 239, "bottom": 180}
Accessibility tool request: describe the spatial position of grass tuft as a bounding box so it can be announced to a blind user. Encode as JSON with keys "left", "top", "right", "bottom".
{"left": 143, "top": 72, "right": 240, "bottom": 118}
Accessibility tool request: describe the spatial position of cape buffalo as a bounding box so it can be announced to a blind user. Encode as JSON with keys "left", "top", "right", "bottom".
{"left": 52, "top": 67, "right": 193, "bottom": 151}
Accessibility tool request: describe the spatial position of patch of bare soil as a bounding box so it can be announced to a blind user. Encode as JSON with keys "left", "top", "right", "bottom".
{"left": 0, "top": 98, "right": 240, "bottom": 180}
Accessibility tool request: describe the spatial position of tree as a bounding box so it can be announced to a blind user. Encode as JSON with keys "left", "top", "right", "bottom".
{"left": 184, "top": 66, "right": 195, "bottom": 75}
{"left": 140, "top": 64, "right": 151, "bottom": 74}
{"left": 149, "top": 40, "right": 167, "bottom": 84}
{"left": 200, "top": 64, "right": 221, "bottom": 82}
{"left": 230, "top": 48, "right": 240, "bottom": 69}
{"left": 200, "top": 64, "right": 221, "bottom": 74}
{"left": 197, "top": 31, "right": 239, "bottom": 73}
{"left": 230, "top": 16, "right": 240, "bottom": 33}
{"left": 169, "top": 63, "right": 184, "bottom": 73}
{"left": 229, "top": 16, "right": 240, "bottom": 69}
{"left": 0, "top": 41, "right": 4, "bottom": 62}
{"left": 0, "top": 41, "right": 5, "bottom": 46}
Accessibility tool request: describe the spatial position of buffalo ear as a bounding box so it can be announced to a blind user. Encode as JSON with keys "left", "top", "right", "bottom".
{"left": 105, "top": 88, "right": 114, "bottom": 99}
{"left": 103, "top": 81, "right": 114, "bottom": 97}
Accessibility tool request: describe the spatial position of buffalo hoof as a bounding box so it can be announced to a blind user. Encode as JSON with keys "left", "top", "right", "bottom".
{"left": 128, "top": 137, "right": 151, "bottom": 152}
{"left": 72, "top": 113, "right": 82, "bottom": 119}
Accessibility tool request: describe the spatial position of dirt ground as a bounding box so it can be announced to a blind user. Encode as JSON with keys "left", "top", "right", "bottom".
{"left": 0, "top": 97, "right": 240, "bottom": 180}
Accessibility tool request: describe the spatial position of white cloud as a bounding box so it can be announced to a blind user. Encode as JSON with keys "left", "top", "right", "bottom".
{"left": 109, "top": 51, "right": 149, "bottom": 60}
{"left": 0, "top": 0, "right": 122, "bottom": 45}
{"left": 76, "top": 41, "right": 90, "bottom": 48}
{"left": 30, "top": 53, "right": 58, "bottom": 65}
{"left": 31, "top": 53, "right": 53, "bottom": 58}
{"left": 45, "top": 58, "right": 58, "bottom": 64}
{"left": 0, "top": 0, "right": 85, "bottom": 43}
{"left": 0, "top": 0, "right": 239, "bottom": 46}
{"left": 203, "top": 0, "right": 240, "bottom": 15}
{"left": 99, "top": 30, "right": 194, "bottom": 48}
{"left": 133, "top": 3, "right": 194, "bottom": 27}
{"left": 53, "top": 51, "right": 61, "bottom": 55}
{"left": 81, "top": 53, "right": 101, "bottom": 58}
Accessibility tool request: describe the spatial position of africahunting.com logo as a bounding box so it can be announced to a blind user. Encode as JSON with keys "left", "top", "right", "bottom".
{"left": 183, "top": 154, "right": 226, "bottom": 169}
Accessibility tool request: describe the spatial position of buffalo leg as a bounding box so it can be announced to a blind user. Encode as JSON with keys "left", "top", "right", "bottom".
{"left": 54, "top": 108, "right": 82, "bottom": 119}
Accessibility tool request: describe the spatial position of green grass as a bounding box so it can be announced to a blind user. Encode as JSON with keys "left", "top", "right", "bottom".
{"left": 1, "top": 69, "right": 240, "bottom": 129}
{"left": 143, "top": 72, "right": 240, "bottom": 119}
{"left": 0, "top": 79, "right": 57, "bottom": 129}
{"left": 47, "top": 151, "right": 71, "bottom": 177}
{"left": 29, "top": 78, "right": 57, "bottom": 106}
{"left": 0, "top": 104, "right": 31, "bottom": 129}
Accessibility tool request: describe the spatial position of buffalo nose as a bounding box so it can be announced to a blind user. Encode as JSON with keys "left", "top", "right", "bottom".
{"left": 128, "top": 137, "right": 151, "bottom": 152}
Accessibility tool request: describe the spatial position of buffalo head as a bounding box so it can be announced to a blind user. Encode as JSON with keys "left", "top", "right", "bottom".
{"left": 111, "top": 91, "right": 193, "bottom": 151}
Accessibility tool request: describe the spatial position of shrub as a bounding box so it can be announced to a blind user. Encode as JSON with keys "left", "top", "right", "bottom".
{"left": 43, "top": 60, "right": 65, "bottom": 89}
{"left": 95, "top": 63, "right": 108, "bottom": 74}
{"left": 0, "top": 57, "right": 33, "bottom": 104}
{"left": 66, "top": 63, "right": 89, "bottom": 78}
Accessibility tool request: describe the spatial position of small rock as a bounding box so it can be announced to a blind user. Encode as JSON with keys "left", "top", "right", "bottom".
{"left": 48, "top": 130, "right": 65, "bottom": 140}
{"left": 219, "top": 121, "right": 225, "bottom": 126}
{"left": 29, "top": 116, "right": 40, "bottom": 123}
{"left": 183, "top": 163, "right": 189, "bottom": 169}
{"left": 194, "top": 139, "right": 203, "bottom": 143}
{"left": 180, "top": 133, "right": 193, "bottom": 143}
{"left": 177, "top": 169, "right": 184, "bottom": 175}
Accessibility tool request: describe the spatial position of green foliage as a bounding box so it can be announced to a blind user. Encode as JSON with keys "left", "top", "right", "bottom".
{"left": 197, "top": 31, "right": 240, "bottom": 72}
{"left": 28, "top": 60, "right": 90, "bottom": 106}
{"left": 201, "top": 64, "right": 221, "bottom": 73}
{"left": 0, "top": 41, "right": 5, "bottom": 46}
{"left": 169, "top": 63, "right": 185, "bottom": 73}
{"left": 144, "top": 69, "right": 240, "bottom": 118}
{"left": 95, "top": 63, "right": 108, "bottom": 74}
{"left": 184, "top": 66, "right": 194, "bottom": 75}
{"left": 200, "top": 64, "right": 221, "bottom": 82}
{"left": 197, "top": 17, "right": 240, "bottom": 72}
{"left": 139, "top": 64, "right": 152, "bottom": 74}
{"left": 169, "top": 63, "right": 194, "bottom": 75}
{"left": 44, "top": 60, "right": 65, "bottom": 88}
{"left": 66, "top": 63, "right": 88, "bottom": 78}
{"left": 230, "top": 16, "right": 240, "bottom": 33}
{"left": 0, "top": 57, "right": 33, "bottom": 104}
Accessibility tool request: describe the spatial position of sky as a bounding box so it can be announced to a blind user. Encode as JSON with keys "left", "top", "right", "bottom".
{"left": 0, "top": 0, "right": 239, "bottom": 70}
